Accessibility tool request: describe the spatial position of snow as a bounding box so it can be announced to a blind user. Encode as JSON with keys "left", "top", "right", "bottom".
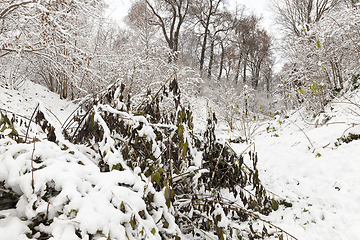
{"left": 224, "top": 97, "right": 360, "bottom": 239}
{"left": 0, "top": 81, "right": 176, "bottom": 239}
{"left": 0, "top": 81, "right": 77, "bottom": 125}
{"left": 1, "top": 80, "right": 360, "bottom": 239}
{"left": 0, "top": 215, "right": 30, "bottom": 240}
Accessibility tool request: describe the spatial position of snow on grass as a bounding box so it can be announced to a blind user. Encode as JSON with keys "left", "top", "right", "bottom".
{"left": 1, "top": 80, "right": 360, "bottom": 239}
{"left": 223, "top": 91, "right": 360, "bottom": 239}
{"left": 0, "top": 134, "right": 172, "bottom": 239}
{"left": 0, "top": 81, "right": 77, "bottom": 124}
{"left": 0, "top": 81, "right": 183, "bottom": 239}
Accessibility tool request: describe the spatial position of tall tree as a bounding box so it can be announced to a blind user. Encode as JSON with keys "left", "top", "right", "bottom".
{"left": 125, "top": 0, "right": 159, "bottom": 50}
{"left": 191, "top": 0, "right": 224, "bottom": 73}
{"left": 248, "top": 29, "right": 272, "bottom": 89}
{"left": 145, "top": 0, "right": 190, "bottom": 55}
{"left": 233, "top": 14, "right": 260, "bottom": 85}
{"left": 205, "top": 9, "right": 234, "bottom": 78}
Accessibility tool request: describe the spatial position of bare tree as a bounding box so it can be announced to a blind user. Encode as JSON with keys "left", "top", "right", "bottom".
{"left": 125, "top": 0, "right": 159, "bottom": 50}
{"left": 145, "top": 0, "right": 190, "bottom": 55}
{"left": 233, "top": 14, "right": 261, "bottom": 85}
{"left": 248, "top": 29, "right": 272, "bottom": 89}
{"left": 205, "top": 10, "right": 234, "bottom": 78}
{"left": 191, "top": 0, "right": 224, "bottom": 73}
{"left": 270, "top": 0, "right": 342, "bottom": 36}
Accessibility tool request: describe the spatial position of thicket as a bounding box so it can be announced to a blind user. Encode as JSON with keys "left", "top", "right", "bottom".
{"left": 0, "top": 0, "right": 277, "bottom": 149}
{"left": 0, "top": 75, "right": 296, "bottom": 239}
{"left": 275, "top": 6, "right": 360, "bottom": 116}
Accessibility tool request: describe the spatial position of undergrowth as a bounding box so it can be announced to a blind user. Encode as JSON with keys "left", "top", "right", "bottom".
{"left": 0, "top": 73, "right": 296, "bottom": 239}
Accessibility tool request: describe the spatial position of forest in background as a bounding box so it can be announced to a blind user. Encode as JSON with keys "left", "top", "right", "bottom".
{"left": 1, "top": 0, "right": 359, "bottom": 120}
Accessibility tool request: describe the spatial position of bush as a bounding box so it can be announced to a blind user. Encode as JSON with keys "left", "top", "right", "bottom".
{"left": 0, "top": 75, "right": 294, "bottom": 239}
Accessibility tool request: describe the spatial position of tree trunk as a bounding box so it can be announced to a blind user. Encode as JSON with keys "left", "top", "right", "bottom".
{"left": 199, "top": 6, "right": 212, "bottom": 73}
{"left": 217, "top": 42, "right": 225, "bottom": 81}
{"left": 243, "top": 56, "right": 248, "bottom": 116}
{"left": 234, "top": 54, "right": 242, "bottom": 84}
{"left": 207, "top": 39, "right": 215, "bottom": 78}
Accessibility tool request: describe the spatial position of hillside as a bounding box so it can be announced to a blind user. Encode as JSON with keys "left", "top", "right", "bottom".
{"left": 228, "top": 97, "right": 360, "bottom": 239}
{"left": 1, "top": 81, "right": 360, "bottom": 239}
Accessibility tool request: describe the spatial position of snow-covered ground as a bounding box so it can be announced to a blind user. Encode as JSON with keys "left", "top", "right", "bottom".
{"left": 0, "top": 81, "right": 78, "bottom": 124}
{"left": 258, "top": 117, "right": 360, "bottom": 239}
{"left": 1, "top": 81, "right": 360, "bottom": 239}
{"left": 225, "top": 96, "right": 360, "bottom": 239}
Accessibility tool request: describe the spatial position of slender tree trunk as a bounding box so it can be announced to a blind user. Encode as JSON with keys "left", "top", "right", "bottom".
{"left": 217, "top": 42, "right": 225, "bottom": 81}
{"left": 145, "top": 0, "right": 188, "bottom": 59}
{"left": 266, "top": 74, "right": 270, "bottom": 98}
{"left": 336, "top": 62, "right": 343, "bottom": 89}
{"left": 234, "top": 54, "right": 242, "bottom": 84}
{"left": 199, "top": 4, "right": 213, "bottom": 73}
{"left": 207, "top": 39, "right": 215, "bottom": 78}
{"left": 243, "top": 56, "right": 248, "bottom": 116}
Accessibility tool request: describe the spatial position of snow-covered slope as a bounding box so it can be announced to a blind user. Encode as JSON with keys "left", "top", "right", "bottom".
{"left": 0, "top": 81, "right": 183, "bottom": 239}
{"left": 227, "top": 93, "right": 360, "bottom": 239}
{"left": 0, "top": 81, "right": 77, "bottom": 124}
{"left": 1, "top": 81, "right": 360, "bottom": 239}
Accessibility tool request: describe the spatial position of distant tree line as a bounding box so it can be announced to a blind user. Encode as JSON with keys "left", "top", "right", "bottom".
{"left": 126, "top": 0, "right": 274, "bottom": 91}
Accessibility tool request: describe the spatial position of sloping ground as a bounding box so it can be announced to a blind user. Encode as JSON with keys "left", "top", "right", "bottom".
{"left": 1, "top": 80, "right": 360, "bottom": 239}
{"left": 0, "top": 81, "right": 77, "bottom": 124}
{"left": 0, "top": 82, "right": 184, "bottom": 239}
{"left": 227, "top": 92, "right": 360, "bottom": 239}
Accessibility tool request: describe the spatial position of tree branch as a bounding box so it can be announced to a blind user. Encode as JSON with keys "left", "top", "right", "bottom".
{"left": 0, "top": 1, "right": 34, "bottom": 19}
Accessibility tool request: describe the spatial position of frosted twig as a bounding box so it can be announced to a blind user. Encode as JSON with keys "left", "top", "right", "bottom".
{"left": 25, "top": 103, "right": 39, "bottom": 143}
{"left": 31, "top": 137, "right": 36, "bottom": 194}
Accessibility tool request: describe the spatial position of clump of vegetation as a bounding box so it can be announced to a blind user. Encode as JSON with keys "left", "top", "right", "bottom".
{"left": 62, "top": 74, "right": 296, "bottom": 239}
{"left": 351, "top": 74, "right": 360, "bottom": 90}
{"left": 0, "top": 75, "right": 296, "bottom": 239}
{"left": 335, "top": 133, "right": 360, "bottom": 146}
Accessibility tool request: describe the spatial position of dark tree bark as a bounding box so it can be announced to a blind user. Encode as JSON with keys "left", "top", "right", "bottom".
{"left": 145, "top": 0, "right": 189, "bottom": 55}
{"left": 217, "top": 41, "right": 225, "bottom": 81}
{"left": 194, "top": 0, "right": 223, "bottom": 73}
{"left": 207, "top": 38, "right": 215, "bottom": 78}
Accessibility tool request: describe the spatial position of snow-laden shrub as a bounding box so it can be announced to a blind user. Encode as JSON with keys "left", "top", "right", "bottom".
{"left": 277, "top": 7, "right": 360, "bottom": 115}
{"left": 0, "top": 75, "right": 294, "bottom": 239}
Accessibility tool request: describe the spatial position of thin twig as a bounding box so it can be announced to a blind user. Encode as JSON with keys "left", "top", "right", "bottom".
{"left": 180, "top": 193, "right": 298, "bottom": 240}
{"left": 70, "top": 105, "right": 94, "bottom": 141}
{"left": 31, "top": 137, "right": 36, "bottom": 194}
{"left": 25, "top": 103, "right": 39, "bottom": 143}
{"left": 327, "top": 15, "right": 360, "bottom": 61}
{"left": 181, "top": 215, "right": 215, "bottom": 240}
{"left": 297, "top": 106, "right": 347, "bottom": 126}
{"left": 338, "top": 124, "right": 358, "bottom": 143}
{"left": 45, "top": 107, "right": 62, "bottom": 125}
{"left": 46, "top": 201, "right": 50, "bottom": 220}
{"left": 0, "top": 107, "right": 32, "bottom": 121}
{"left": 62, "top": 96, "right": 93, "bottom": 130}
{"left": 219, "top": 196, "right": 298, "bottom": 240}
{"left": 288, "top": 120, "right": 314, "bottom": 148}
{"left": 225, "top": 141, "right": 254, "bottom": 172}
{"left": 135, "top": 71, "right": 177, "bottom": 111}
